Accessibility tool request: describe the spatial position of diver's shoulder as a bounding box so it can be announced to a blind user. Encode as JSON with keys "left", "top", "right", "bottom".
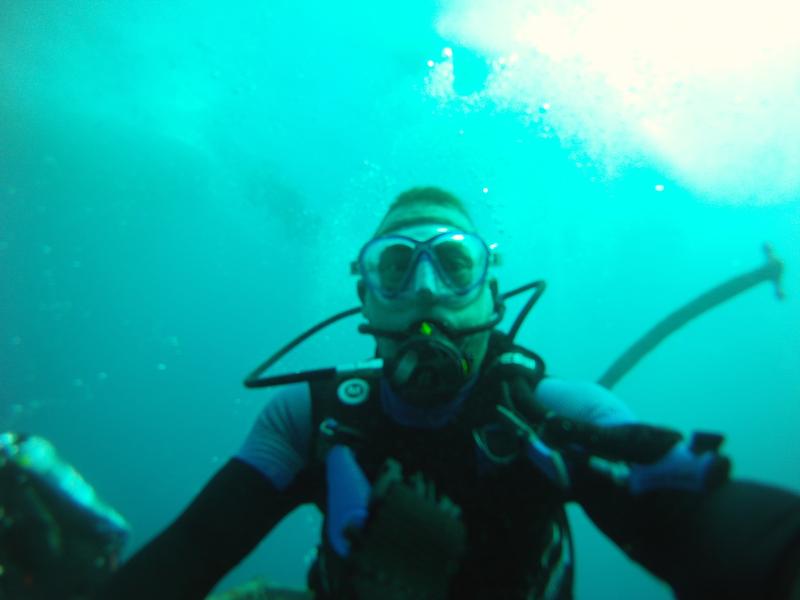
{"left": 266, "top": 381, "right": 312, "bottom": 406}
{"left": 252, "top": 381, "right": 313, "bottom": 434}
{"left": 535, "top": 377, "right": 637, "bottom": 426}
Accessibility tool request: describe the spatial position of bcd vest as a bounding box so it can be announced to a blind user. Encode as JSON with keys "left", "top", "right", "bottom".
{"left": 307, "top": 331, "right": 574, "bottom": 600}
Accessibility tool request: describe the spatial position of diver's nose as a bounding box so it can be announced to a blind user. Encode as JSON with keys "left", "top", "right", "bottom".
{"left": 410, "top": 255, "right": 440, "bottom": 301}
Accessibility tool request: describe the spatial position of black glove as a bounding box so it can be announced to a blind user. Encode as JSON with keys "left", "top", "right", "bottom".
{"left": 0, "top": 432, "right": 129, "bottom": 599}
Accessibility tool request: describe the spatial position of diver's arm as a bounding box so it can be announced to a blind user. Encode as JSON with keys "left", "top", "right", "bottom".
{"left": 776, "top": 539, "right": 800, "bottom": 600}
{"left": 96, "top": 458, "right": 301, "bottom": 599}
{"left": 98, "top": 384, "right": 315, "bottom": 599}
{"left": 576, "top": 466, "right": 800, "bottom": 599}
{"left": 526, "top": 380, "right": 800, "bottom": 597}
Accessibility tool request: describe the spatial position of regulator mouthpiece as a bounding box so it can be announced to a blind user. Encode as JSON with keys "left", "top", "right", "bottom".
{"left": 386, "top": 321, "right": 471, "bottom": 408}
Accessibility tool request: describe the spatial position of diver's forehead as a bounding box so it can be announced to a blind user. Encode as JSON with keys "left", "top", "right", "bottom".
{"left": 387, "top": 223, "right": 455, "bottom": 241}
{"left": 377, "top": 203, "right": 475, "bottom": 236}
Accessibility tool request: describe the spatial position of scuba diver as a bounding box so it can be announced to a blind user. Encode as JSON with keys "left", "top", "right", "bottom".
{"left": 5, "top": 187, "right": 799, "bottom": 599}
{"left": 94, "top": 187, "right": 800, "bottom": 599}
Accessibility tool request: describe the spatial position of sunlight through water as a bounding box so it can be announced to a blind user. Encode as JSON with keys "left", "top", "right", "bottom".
{"left": 434, "top": 0, "right": 800, "bottom": 204}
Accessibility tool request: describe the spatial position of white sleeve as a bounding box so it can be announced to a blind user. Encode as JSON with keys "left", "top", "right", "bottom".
{"left": 235, "top": 382, "right": 313, "bottom": 491}
{"left": 533, "top": 378, "right": 637, "bottom": 426}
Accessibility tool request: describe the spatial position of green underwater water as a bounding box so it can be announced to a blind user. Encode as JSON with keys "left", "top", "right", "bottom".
{"left": 1, "top": 2, "right": 799, "bottom": 598}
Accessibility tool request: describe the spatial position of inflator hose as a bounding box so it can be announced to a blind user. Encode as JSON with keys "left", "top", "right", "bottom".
{"left": 598, "top": 244, "right": 784, "bottom": 389}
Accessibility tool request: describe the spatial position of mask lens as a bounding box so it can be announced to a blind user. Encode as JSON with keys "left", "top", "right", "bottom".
{"left": 377, "top": 243, "right": 414, "bottom": 293}
{"left": 432, "top": 235, "right": 483, "bottom": 291}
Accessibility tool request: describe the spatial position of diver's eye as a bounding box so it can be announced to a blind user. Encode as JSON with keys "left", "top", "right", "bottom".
{"left": 378, "top": 244, "right": 413, "bottom": 291}
{"left": 435, "top": 243, "right": 474, "bottom": 287}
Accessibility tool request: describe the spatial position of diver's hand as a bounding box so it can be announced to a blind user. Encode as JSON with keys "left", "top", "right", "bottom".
{"left": 0, "top": 432, "right": 129, "bottom": 599}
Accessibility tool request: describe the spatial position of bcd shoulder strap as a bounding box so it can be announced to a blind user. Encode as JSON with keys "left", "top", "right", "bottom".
{"left": 309, "top": 373, "right": 385, "bottom": 465}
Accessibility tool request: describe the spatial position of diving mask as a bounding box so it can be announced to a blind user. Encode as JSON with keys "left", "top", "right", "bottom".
{"left": 353, "top": 229, "right": 498, "bottom": 302}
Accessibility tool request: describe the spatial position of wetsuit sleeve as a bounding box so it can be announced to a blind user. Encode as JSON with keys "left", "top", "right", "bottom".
{"left": 97, "top": 385, "right": 315, "bottom": 599}
{"left": 576, "top": 474, "right": 800, "bottom": 599}
{"left": 236, "top": 382, "right": 313, "bottom": 491}
{"left": 96, "top": 458, "right": 301, "bottom": 599}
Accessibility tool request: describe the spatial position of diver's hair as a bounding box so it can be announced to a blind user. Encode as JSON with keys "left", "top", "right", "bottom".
{"left": 375, "top": 186, "right": 475, "bottom": 234}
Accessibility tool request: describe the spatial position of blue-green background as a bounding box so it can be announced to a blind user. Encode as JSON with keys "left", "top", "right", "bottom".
{"left": 2, "top": 2, "right": 798, "bottom": 598}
